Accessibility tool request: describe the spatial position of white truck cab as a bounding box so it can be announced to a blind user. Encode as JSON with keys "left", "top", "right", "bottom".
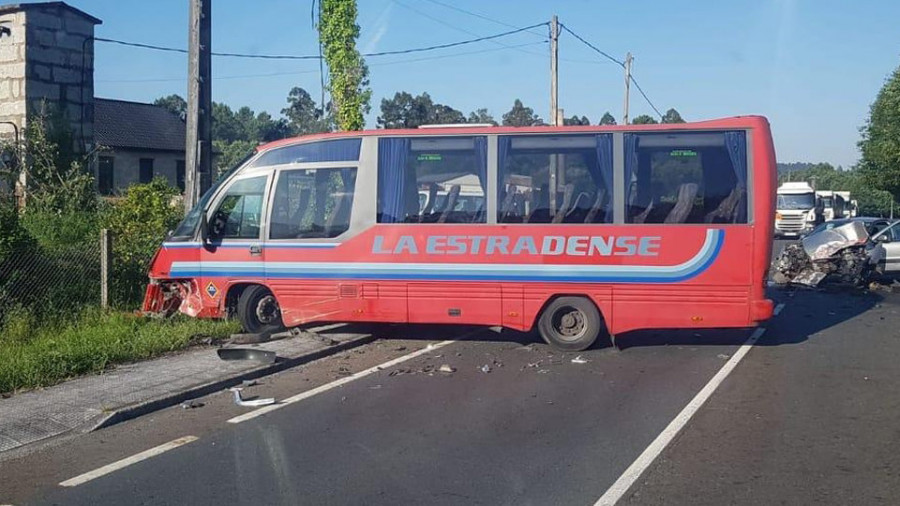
{"left": 776, "top": 182, "right": 817, "bottom": 237}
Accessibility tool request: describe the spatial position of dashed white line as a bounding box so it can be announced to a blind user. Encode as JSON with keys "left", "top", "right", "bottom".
{"left": 774, "top": 303, "right": 785, "bottom": 316}
{"left": 59, "top": 436, "right": 198, "bottom": 487}
{"left": 595, "top": 326, "right": 766, "bottom": 506}
{"left": 228, "top": 340, "right": 456, "bottom": 424}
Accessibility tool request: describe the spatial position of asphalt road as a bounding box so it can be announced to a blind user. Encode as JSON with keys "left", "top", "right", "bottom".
{"left": 5, "top": 246, "right": 900, "bottom": 504}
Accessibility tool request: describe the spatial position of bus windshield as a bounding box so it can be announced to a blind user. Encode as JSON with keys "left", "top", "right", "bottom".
{"left": 777, "top": 193, "right": 815, "bottom": 210}
{"left": 168, "top": 161, "right": 249, "bottom": 241}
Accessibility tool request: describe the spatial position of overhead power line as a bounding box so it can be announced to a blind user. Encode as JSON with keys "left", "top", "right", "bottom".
{"left": 96, "top": 41, "right": 548, "bottom": 84}
{"left": 94, "top": 23, "right": 549, "bottom": 61}
{"left": 628, "top": 74, "right": 664, "bottom": 119}
{"left": 558, "top": 23, "right": 663, "bottom": 120}
{"left": 391, "top": 0, "right": 548, "bottom": 59}
{"left": 420, "top": 0, "right": 547, "bottom": 38}
{"left": 557, "top": 24, "right": 624, "bottom": 67}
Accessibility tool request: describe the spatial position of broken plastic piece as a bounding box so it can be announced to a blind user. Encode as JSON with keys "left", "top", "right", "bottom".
{"left": 180, "top": 400, "right": 203, "bottom": 409}
{"left": 217, "top": 348, "right": 277, "bottom": 364}
{"left": 229, "top": 387, "right": 276, "bottom": 407}
{"left": 438, "top": 364, "right": 456, "bottom": 373}
{"left": 571, "top": 355, "right": 589, "bottom": 364}
{"left": 480, "top": 364, "right": 491, "bottom": 373}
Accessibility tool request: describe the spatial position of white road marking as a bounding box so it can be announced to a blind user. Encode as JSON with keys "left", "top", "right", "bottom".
{"left": 774, "top": 303, "right": 785, "bottom": 316}
{"left": 228, "top": 340, "right": 456, "bottom": 424}
{"left": 59, "top": 436, "right": 198, "bottom": 487}
{"left": 595, "top": 327, "right": 766, "bottom": 506}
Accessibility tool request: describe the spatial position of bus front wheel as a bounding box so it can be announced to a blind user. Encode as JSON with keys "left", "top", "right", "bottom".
{"left": 537, "top": 297, "right": 603, "bottom": 351}
{"left": 237, "top": 285, "right": 285, "bottom": 335}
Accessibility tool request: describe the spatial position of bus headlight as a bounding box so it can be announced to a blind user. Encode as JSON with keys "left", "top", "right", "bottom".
{"left": 775, "top": 212, "right": 782, "bottom": 220}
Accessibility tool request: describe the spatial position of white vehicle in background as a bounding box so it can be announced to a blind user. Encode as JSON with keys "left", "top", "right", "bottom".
{"left": 816, "top": 190, "right": 855, "bottom": 220}
{"left": 775, "top": 182, "right": 817, "bottom": 237}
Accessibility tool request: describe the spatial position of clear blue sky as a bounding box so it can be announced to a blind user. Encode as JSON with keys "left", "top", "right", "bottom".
{"left": 50, "top": 1, "right": 900, "bottom": 167}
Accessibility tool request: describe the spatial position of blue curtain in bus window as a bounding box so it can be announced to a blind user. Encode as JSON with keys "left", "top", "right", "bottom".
{"left": 250, "top": 138, "right": 362, "bottom": 167}
{"left": 724, "top": 131, "right": 748, "bottom": 222}
{"left": 474, "top": 136, "right": 487, "bottom": 191}
{"left": 497, "top": 136, "right": 511, "bottom": 199}
{"left": 624, "top": 133, "right": 640, "bottom": 210}
{"left": 594, "top": 134, "right": 614, "bottom": 221}
{"left": 378, "top": 137, "right": 410, "bottom": 223}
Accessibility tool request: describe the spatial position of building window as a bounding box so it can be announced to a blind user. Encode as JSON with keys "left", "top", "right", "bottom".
{"left": 625, "top": 131, "right": 747, "bottom": 224}
{"left": 269, "top": 168, "right": 357, "bottom": 239}
{"left": 98, "top": 156, "right": 114, "bottom": 195}
{"left": 139, "top": 158, "right": 154, "bottom": 184}
{"left": 176, "top": 160, "right": 185, "bottom": 191}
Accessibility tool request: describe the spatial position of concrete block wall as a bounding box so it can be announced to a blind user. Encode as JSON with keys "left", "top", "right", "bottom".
{"left": 0, "top": 3, "right": 99, "bottom": 150}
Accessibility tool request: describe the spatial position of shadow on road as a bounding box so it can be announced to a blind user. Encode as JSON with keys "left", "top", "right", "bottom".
{"left": 306, "top": 283, "right": 885, "bottom": 352}
{"left": 618, "top": 286, "right": 883, "bottom": 350}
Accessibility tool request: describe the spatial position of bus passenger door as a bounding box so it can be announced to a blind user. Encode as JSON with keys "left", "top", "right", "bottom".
{"left": 200, "top": 174, "right": 270, "bottom": 318}
{"left": 266, "top": 167, "right": 359, "bottom": 327}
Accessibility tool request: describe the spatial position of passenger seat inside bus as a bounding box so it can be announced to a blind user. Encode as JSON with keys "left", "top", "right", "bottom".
{"left": 704, "top": 185, "right": 745, "bottom": 223}
{"left": 664, "top": 183, "right": 699, "bottom": 224}
{"left": 325, "top": 192, "right": 352, "bottom": 237}
{"left": 437, "top": 185, "right": 460, "bottom": 223}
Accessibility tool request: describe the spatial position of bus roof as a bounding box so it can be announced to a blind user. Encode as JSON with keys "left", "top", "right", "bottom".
{"left": 257, "top": 115, "right": 770, "bottom": 153}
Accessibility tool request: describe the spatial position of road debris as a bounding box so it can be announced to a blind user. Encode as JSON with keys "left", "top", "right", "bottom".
{"left": 772, "top": 221, "right": 879, "bottom": 287}
{"left": 241, "top": 379, "right": 258, "bottom": 387}
{"left": 480, "top": 364, "right": 492, "bottom": 373}
{"left": 717, "top": 353, "right": 731, "bottom": 360}
{"left": 571, "top": 355, "right": 589, "bottom": 364}
{"left": 229, "top": 387, "right": 276, "bottom": 407}
{"left": 438, "top": 364, "right": 456, "bottom": 373}
{"left": 180, "top": 400, "right": 203, "bottom": 409}
{"left": 216, "top": 348, "right": 277, "bottom": 364}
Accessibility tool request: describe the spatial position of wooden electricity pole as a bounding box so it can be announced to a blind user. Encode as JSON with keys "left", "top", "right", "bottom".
{"left": 623, "top": 52, "right": 633, "bottom": 125}
{"left": 185, "top": 0, "right": 212, "bottom": 214}
{"left": 549, "top": 15, "right": 559, "bottom": 127}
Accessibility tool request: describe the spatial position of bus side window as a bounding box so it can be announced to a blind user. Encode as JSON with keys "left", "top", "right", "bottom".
{"left": 497, "top": 134, "right": 613, "bottom": 224}
{"left": 625, "top": 131, "right": 748, "bottom": 224}
{"left": 270, "top": 168, "right": 357, "bottom": 240}
{"left": 210, "top": 175, "right": 267, "bottom": 240}
{"left": 377, "top": 136, "right": 487, "bottom": 224}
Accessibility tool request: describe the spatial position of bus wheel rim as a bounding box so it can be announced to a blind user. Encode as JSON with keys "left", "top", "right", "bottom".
{"left": 256, "top": 295, "right": 279, "bottom": 325}
{"left": 552, "top": 306, "right": 587, "bottom": 342}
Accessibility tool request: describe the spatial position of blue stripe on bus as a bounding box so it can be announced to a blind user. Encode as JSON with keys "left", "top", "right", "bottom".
{"left": 167, "top": 230, "right": 724, "bottom": 284}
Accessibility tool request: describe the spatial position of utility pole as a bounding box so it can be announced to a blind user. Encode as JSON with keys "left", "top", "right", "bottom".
{"left": 185, "top": 0, "right": 212, "bottom": 214}
{"left": 549, "top": 15, "right": 558, "bottom": 127}
{"left": 623, "top": 52, "right": 633, "bottom": 125}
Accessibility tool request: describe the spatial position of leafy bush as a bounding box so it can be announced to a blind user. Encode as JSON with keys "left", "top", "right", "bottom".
{"left": 103, "top": 178, "right": 183, "bottom": 307}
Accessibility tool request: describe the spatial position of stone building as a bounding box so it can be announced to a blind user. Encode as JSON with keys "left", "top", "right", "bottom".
{"left": 0, "top": 1, "right": 188, "bottom": 197}
{"left": 0, "top": 1, "right": 99, "bottom": 151}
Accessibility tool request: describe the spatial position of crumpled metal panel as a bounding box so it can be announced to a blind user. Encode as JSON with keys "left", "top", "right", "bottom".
{"left": 802, "top": 221, "right": 869, "bottom": 260}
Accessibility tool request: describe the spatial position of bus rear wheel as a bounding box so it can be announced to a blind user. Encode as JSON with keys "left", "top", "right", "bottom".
{"left": 237, "top": 285, "right": 285, "bottom": 335}
{"left": 537, "top": 296, "right": 603, "bottom": 351}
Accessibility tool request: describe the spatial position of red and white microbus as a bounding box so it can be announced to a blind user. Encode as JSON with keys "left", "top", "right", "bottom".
{"left": 143, "top": 116, "right": 775, "bottom": 350}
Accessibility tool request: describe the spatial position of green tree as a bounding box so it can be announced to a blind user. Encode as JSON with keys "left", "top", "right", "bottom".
{"left": 661, "top": 108, "right": 685, "bottom": 124}
{"left": 153, "top": 94, "right": 187, "bottom": 118}
{"left": 213, "top": 140, "right": 257, "bottom": 178}
{"left": 318, "top": 0, "right": 371, "bottom": 131}
{"left": 501, "top": 99, "right": 543, "bottom": 127}
{"left": 599, "top": 112, "right": 617, "bottom": 125}
{"left": 859, "top": 64, "right": 900, "bottom": 199}
{"left": 631, "top": 114, "right": 658, "bottom": 125}
{"left": 563, "top": 115, "right": 591, "bottom": 126}
{"left": 467, "top": 108, "right": 497, "bottom": 125}
{"left": 282, "top": 87, "right": 331, "bottom": 135}
{"left": 377, "top": 92, "right": 465, "bottom": 128}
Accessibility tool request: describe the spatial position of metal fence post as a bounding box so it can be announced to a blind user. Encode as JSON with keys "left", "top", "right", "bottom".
{"left": 100, "top": 228, "right": 111, "bottom": 308}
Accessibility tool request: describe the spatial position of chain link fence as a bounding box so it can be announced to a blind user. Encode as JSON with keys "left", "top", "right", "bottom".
{"left": 0, "top": 229, "right": 152, "bottom": 332}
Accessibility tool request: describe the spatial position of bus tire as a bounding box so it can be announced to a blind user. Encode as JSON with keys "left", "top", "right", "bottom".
{"left": 537, "top": 296, "right": 603, "bottom": 351}
{"left": 237, "top": 285, "right": 285, "bottom": 335}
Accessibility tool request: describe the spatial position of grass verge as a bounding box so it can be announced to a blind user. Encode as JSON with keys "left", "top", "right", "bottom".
{"left": 0, "top": 309, "right": 239, "bottom": 395}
